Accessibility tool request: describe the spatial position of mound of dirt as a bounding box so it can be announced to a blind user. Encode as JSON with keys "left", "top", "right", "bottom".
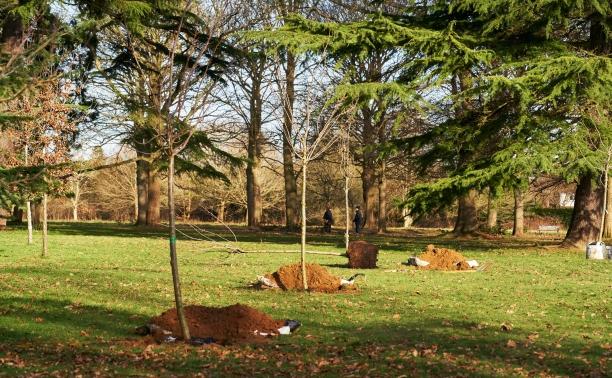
{"left": 148, "top": 304, "right": 285, "bottom": 343}
{"left": 347, "top": 241, "right": 378, "bottom": 269}
{"left": 417, "top": 244, "right": 470, "bottom": 271}
{"left": 265, "top": 263, "right": 354, "bottom": 293}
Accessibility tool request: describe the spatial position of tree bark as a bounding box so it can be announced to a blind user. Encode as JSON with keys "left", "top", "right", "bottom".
{"left": 377, "top": 160, "right": 387, "bottom": 233}
{"left": 300, "top": 157, "right": 308, "bottom": 290}
{"left": 42, "top": 194, "right": 48, "bottom": 258}
{"left": 360, "top": 106, "right": 378, "bottom": 232}
{"left": 344, "top": 174, "right": 350, "bottom": 252}
{"left": 25, "top": 144, "right": 33, "bottom": 244}
{"left": 146, "top": 168, "right": 161, "bottom": 225}
{"left": 282, "top": 51, "right": 300, "bottom": 230}
{"left": 217, "top": 201, "right": 225, "bottom": 223}
{"left": 167, "top": 154, "right": 190, "bottom": 341}
{"left": 12, "top": 206, "right": 23, "bottom": 223}
{"left": 562, "top": 174, "right": 604, "bottom": 248}
{"left": 361, "top": 166, "right": 378, "bottom": 231}
{"left": 246, "top": 73, "right": 263, "bottom": 228}
{"left": 26, "top": 200, "right": 33, "bottom": 245}
{"left": 603, "top": 179, "right": 612, "bottom": 238}
{"left": 486, "top": 189, "right": 498, "bottom": 229}
{"left": 453, "top": 189, "right": 478, "bottom": 235}
{"left": 136, "top": 152, "right": 149, "bottom": 225}
{"left": 32, "top": 202, "right": 41, "bottom": 226}
{"left": 72, "top": 179, "right": 80, "bottom": 221}
{"left": 513, "top": 188, "right": 524, "bottom": 237}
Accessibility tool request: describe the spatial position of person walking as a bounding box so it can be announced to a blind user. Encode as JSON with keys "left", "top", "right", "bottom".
{"left": 353, "top": 206, "right": 363, "bottom": 234}
{"left": 323, "top": 206, "right": 333, "bottom": 233}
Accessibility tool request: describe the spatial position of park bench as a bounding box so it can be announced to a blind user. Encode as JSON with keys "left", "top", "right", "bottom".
{"left": 538, "top": 225, "right": 560, "bottom": 234}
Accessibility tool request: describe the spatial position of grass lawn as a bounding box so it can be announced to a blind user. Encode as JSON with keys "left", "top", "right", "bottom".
{"left": 0, "top": 222, "right": 610, "bottom": 377}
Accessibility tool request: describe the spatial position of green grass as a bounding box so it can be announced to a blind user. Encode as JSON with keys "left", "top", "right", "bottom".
{"left": 0, "top": 222, "right": 610, "bottom": 377}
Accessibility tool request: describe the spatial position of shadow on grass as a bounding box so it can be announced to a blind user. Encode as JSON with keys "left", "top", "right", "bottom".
{"left": 0, "top": 300, "right": 603, "bottom": 377}
{"left": 0, "top": 296, "right": 145, "bottom": 343}
{"left": 19, "top": 222, "right": 563, "bottom": 255}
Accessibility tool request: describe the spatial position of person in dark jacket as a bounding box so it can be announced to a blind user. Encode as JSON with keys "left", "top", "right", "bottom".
{"left": 323, "top": 206, "right": 333, "bottom": 233}
{"left": 353, "top": 206, "right": 363, "bottom": 234}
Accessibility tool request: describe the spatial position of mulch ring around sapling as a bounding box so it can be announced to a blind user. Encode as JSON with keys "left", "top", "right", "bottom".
{"left": 255, "top": 263, "right": 359, "bottom": 293}
{"left": 137, "top": 304, "right": 298, "bottom": 345}
{"left": 413, "top": 244, "right": 473, "bottom": 271}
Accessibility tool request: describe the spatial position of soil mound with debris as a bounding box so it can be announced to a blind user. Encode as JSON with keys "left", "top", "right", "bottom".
{"left": 417, "top": 244, "right": 470, "bottom": 271}
{"left": 149, "top": 304, "right": 285, "bottom": 343}
{"left": 265, "top": 263, "right": 354, "bottom": 293}
{"left": 347, "top": 241, "right": 378, "bottom": 269}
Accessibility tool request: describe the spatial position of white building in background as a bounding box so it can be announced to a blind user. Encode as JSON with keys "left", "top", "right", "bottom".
{"left": 559, "top": 192, "right": 575, "bottom": 208}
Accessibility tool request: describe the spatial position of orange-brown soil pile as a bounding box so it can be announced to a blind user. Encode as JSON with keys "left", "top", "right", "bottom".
{"left": 149, "top": 304, "right": 285, "bottom": 343}
{"left": 347, "top": 241, "right": 378, "bottom": 269}
{"left": 265, "top": 263, "right": 354, "bottom": 293}
{"left": 417, "top": 244, "right": 470, "bottom": 271}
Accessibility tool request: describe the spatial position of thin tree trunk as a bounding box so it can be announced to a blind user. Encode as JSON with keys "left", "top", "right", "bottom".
{"left": 513, "top": 188, "right": 524, "bottom": 237}
{"left": 217, "top": 201, "right": 225, "bottom": 223}
{"left": 598, "top": 149, "right": 611, "bottom": 242}
{"left": 345, "top": 175, "right": 350, "bottom": 253}
{"left": 72, "top": 179, "right": 79, "bottom": 221}
{"left": 168, "top": 154, "right": 190, "bottom": 341}
{"left": 25, "top": 144, "right": 33, "bottom": 244}
{"left": 603, "top": 178, "right": 612, "bottom": 238}
{"left": 136, "top": 151, "right": 149, "bottom": 225}
{"left": 453, "top": 189, "right": 478, "bottom": 235}
{"left": 377, "top": 160, "right": 387, "bottom": 233}
{"left": 146, "top": 168, "right": 161, "bottom": 225}
{"left": 282, "top": 52, "right": 300, "bottom": 230}
{"left": 42, "top": 194, "right": 48, "bottom": 257}
{"left": 26, "top": 200, "right": 33, "bottom": 244}
{"left": 562, "top": 174, "right": 604, "bottom": 248}
{"left": 300, "top": 158, "right": 308, "bottom": 290}
{"left": 486, "top": 189, "right": 498, "bottom": 229}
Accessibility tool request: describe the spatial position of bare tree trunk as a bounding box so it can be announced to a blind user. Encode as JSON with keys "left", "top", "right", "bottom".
{"left": 402, "top": 208, "right": 413, "bottom": 228}
{"left": 32, "top": 202, "right": 41, "bottom": 226}
{"left": 603, "top": 179, "right": 612, "bottom": 238}
{"left": 246, "top": 68, "right": 263, "bottom": 229}
{"left": 598, "top": 150, "right": 611, "bottom": 242}
{"left": 362, "top": 166, "right": 378, "bottom": 231}
{"left": 136, "top": 152, "right": 149, "bottom": 225}
{"left": 513, "top": 188, "right": 524, "bottom": 237}
{"left": 377, "top": 160, "right": 387, "bottom": 233}
{"left": 146, "top": 168, "right": 161, "bottom": 225}
{"left": 282, "top": 52, "right": 299, "bottom": 230}
{"left": 453, "top": 190, "right": 478, "bottom": 235}
{"left": 168, "top": 154, "right": 190, "bottom": 341}
{"left": 26, "top": 200, "right": 33, "bottom": 244}
{"left": 486, "top": 189, "right": 498, "bottom": 229}
{"left": 42, "top": 194, "right": 48, "bottom": 258}
{"left": 25, "top": 144, "right": 33, "bottom": 244}
{"left": 72, "top": 179, "right": 80, "bottom": 221}
{"left": 300, "top": 158, "right": 308, "bottom": 290}
{"left": 217, "top": 201, "right": 225, "bottom": 223}
{"left": 361, "top": 106, "right": 378, "bottom": 232}
{"left": 11, "top": 206, "right": 23, "bottom": 223}
{"left": 562, "top": 174, "right": 604, "bottom": 248}
{"left": 344, "top": 175, "right": 350, "bottom": 252}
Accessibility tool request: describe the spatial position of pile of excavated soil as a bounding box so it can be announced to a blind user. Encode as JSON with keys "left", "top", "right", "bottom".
{"left": 265, "top": 263, "right": 355, "bottom": 293}
{"left": 347, "top": 241, "right": 378, "bottom": 269}
{"left": 149, "top": 304, "right": 285, "bottom": 343}
{"left": 417, "top": 244, "right": 470, "bottom": 271}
